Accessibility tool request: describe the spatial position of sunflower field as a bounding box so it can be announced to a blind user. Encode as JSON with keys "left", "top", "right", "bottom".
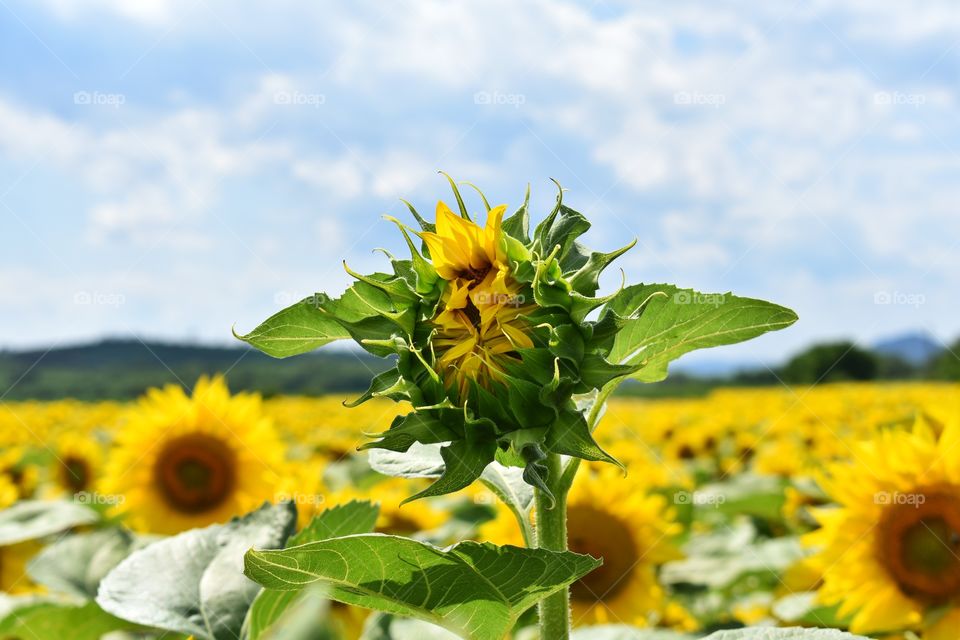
{"left": 2, "top": 378, "right": 958, "bottom": 640}
{"left": 2, "top": 181, "right": 956, "bottom": 640}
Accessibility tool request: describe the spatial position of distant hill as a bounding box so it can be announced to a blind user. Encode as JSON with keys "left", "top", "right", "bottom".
{"left": 0, "top": 339, "right": 390, "bottom": 401}
{"left": 873, "top": 332, "right": 941, "bottom": 366}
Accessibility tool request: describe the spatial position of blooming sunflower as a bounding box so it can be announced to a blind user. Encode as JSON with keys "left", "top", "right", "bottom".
{"left": 99, "top": 376, "right": 286, "bottom": 534}
{"left": 480, "top": 465, "right": 682, "bottom": 627}
{"left": 805, "top": 416, "right": 960, "bottom": 638}
{"left": 0, "top": 446, "right": 38, "bottom": 503}
{"left": 421, "top": 200, "right": 534, "bottom": 399}
{"left": 49, "top": 433, "right": 103, "bottom": 496}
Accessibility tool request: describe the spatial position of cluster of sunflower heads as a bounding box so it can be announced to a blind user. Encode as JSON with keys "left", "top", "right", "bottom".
{"left": 237, "top": 176, "right": 797, "bottom": 501}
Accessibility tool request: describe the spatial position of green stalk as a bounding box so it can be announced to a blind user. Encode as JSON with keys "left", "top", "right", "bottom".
{"left": 536, "top": 383, "right": 618, "bottom": 638}
{"left": 536, "top": 452, "right": 570, "bottom": 640}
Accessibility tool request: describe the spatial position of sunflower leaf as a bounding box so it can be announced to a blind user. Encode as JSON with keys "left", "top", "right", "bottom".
{"left": 244, "top": 536, "right": 601, "bottom": 640}
{"left": 97, "top": 501, "right": 296, "bottom": 640}
{"left": 402, "top": 440, "right": 497, "bottom": 504}
{"left": 603, "top": 284, "right": 798, "bottom": 383}
{"left": 501, "top": 183, "right": 531, "bottom": 244}
{"left": 234, "top": 296, "right": 351, "bottom": 358}
{"left": 367, "top": 442, "right": 446, "bottom": 478}
{"left": 0, "top": 601, "right": 142, "bottom": 640}
{"left": 27, "top": 528, "right": 148, "bottom": 599}
{"left": 245, "top": 502, "right": 379, "bottom": 640}
{"left": 0, "top": 500, "right": 100, "bottom": 545}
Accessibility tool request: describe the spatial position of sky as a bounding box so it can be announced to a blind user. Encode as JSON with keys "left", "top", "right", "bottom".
{"left": 2, "top": 0, "right": 959, "bottom": 367}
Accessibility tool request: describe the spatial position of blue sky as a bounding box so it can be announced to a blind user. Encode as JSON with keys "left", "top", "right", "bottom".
{"left": 2, "top": 1, "right": 959, "bottom": 367}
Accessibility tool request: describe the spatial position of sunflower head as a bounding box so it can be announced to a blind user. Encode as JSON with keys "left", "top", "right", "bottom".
{"left": 100, "top": 376, "right": 286, "bottom": 534}
{"left": 806, "top": 415, "right": 960, "bottom": 637}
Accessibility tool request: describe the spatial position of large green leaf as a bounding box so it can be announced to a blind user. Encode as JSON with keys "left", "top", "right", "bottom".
{"left": 0, "top": 601, "right": 141, "bottom": 640}
{"left": 0, "top": 500, "right": 100, "bottom": 545}
{"left": 97, "top": 502, "right": 296, "bottom": 640}
{"left": 246, "top": 501, "right": 380, "bottom": 640}
{"left": 603, "top": 284, "right": 798, "bottom": 382}
{"left": 245, "top": 536, "right": 601, "bottom": 640}
{"left": 27, "top": 528, "right": 150, "bottom": 598}
{"left": 234, "top": 297, "right": 351, "bottom": 358}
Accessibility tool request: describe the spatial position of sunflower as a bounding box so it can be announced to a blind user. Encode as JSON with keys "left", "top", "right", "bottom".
{"left": 480, "top": 465, "right": 682, "bottom": 627}
{"left": 49, "top": 433, "right": 103, "bottom": 496}
{"left": 805, "top": 415, "right": 960, "bottom": 638}
{"left": 420, "top": 201, "right": 534, "bottom": 398}
{"left": 99, "top": 376, "right": 286, "bottom": 534}
{"left": 0, "top": 446, "right": 38, "bottom": 503}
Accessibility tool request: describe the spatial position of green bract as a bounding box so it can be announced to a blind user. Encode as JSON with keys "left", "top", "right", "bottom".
{"left": 236, "top": 177, "right": 798, "bottom": 503}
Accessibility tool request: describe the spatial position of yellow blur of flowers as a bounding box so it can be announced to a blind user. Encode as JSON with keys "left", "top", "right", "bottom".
{"left": 420, "top": 200, "right": 533, "bottom": 398}
{"left": 3, "top": 380, "right": 960, "bottom": 638}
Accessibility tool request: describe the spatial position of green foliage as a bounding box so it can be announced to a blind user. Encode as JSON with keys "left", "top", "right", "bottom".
{"left": 0, "top": 601, "right": 144, "bottom": 640}
{"left": 780, "top": 341, "right": 877, "bottom": 383}
{"left": 245, "top": 536, "right": 601, "bottom": 640}
{"left": 603, "top": 284, "right": 798, "bottom": 383}
{"left": 246, "top": 501, "right": 381, "bottom": 640}
{"left": 233, "top": 296, "right": 352, "bottom": 357}
{"left": 97, "top": 501, "right": 296, "bottom": 640}
{"left": 0, "top": 339, "right": 390, "bottom": 401}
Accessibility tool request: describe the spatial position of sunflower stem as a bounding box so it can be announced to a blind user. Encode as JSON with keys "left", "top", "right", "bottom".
{"left": 536, "top": 451, "right": 571, "bottom": 640}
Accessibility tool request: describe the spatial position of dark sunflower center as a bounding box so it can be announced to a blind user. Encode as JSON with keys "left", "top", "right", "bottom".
{"left": 60, "top": 456, "right": 90, "bottom": 492}
{"left": 878, "top": 487, "right": 960, "bottom": 602}
{"left": 154, "top": 433, "right": 236, "bottom": 514}
{"left": 567, "top": 505, "right": 637, "bottom": 602}
{"left": 377, "top": 513, "right": 422, "bottom": 536}
{"left": 462, "top": 265, "right": 491, "bottom": 284}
